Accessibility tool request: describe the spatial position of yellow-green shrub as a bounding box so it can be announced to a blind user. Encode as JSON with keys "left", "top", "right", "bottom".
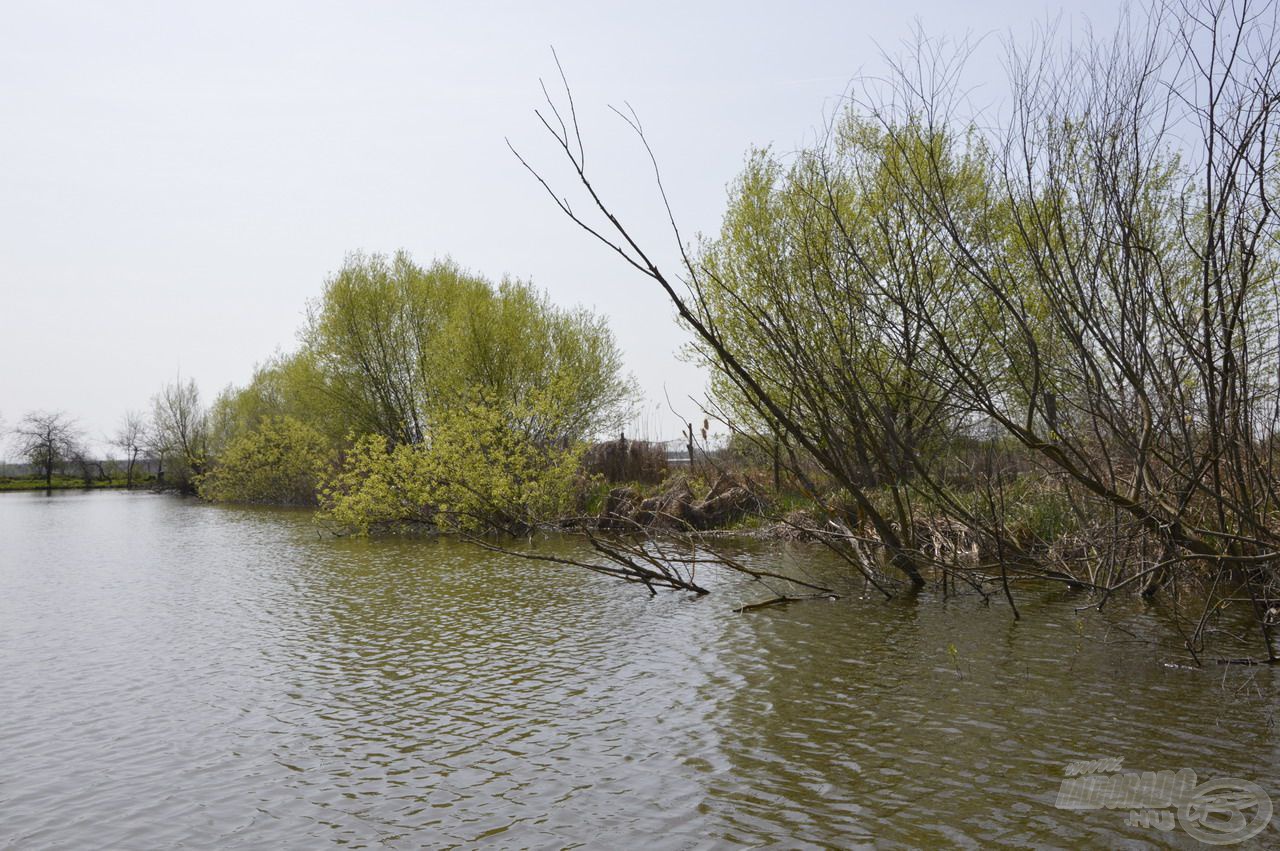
{"left": 197, "top": 416, "right": 333, "bottom": 505}
{"left": 319, "top": 399, "right": 584, "bottom": 535}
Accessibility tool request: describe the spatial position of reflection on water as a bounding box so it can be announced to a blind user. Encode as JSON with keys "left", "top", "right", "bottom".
{"left": 1, "top": 491, "right": 1277, "bottom": 848}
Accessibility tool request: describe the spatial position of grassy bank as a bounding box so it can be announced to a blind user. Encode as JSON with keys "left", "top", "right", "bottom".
{"left": 0, "top": 476, "right": 154, "bottom": 492}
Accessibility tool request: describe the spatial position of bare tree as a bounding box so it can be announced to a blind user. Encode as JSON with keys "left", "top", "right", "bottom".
{"left": 860, "top": 1, "right": 1280, "bottom": 659}
{"left": 111, "top": 410, "right": 148, "bottom": 489}
{"left": 67, "top": 445, "right": 106, "bottom": 488}
{"left": 151, "top": 378, "right": 209, "bottom": 490}
{"left": 13, "top": 411, "right": 83, "bottom": 487}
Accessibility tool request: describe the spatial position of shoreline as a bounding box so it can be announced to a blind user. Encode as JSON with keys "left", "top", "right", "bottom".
{"left": 0, "top": 478, "right": 157, "bottom": 493}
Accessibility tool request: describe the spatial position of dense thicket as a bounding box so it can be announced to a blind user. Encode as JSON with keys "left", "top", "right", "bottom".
{"left": 196, "top": 252, "right": 635, "bottom": 523}
{"left": 211, "top": 252, "right": 634, "bottom": 448}
{"left": 197, "top": 416, "right": 332, "bottom": 505}
{"left": 522, "top": 1, "right": 1280, "bottom": 659}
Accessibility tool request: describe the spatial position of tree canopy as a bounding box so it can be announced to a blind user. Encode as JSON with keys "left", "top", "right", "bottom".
{"left": 202, "top": 251, "right": 635, "bottom": 521}
{"left": 213, "top": 252, "right": 635, "bottom": 452}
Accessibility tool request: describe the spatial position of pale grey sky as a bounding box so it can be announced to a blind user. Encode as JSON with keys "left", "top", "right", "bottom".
{"left": 1, "top": 0, "right": 1120, "bottom": 456}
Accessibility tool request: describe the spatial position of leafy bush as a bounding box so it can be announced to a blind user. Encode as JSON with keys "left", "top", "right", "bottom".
{"left": 197, "top": 416, "right": 333, "bottom": 505}
{"left": 319, "top": 399, "right": 584, "bottom": 535}
{"left": 316, "top": 434, "right": 435, "bottom": 533}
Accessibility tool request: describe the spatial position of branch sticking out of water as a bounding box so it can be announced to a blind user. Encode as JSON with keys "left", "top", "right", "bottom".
{"left": 735, "top": 593, "right": 839, "bottom": 613}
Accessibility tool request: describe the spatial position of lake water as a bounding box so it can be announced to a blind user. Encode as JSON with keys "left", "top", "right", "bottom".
{"left": 2, "top": 490, "right": 1277, "bottom": 848}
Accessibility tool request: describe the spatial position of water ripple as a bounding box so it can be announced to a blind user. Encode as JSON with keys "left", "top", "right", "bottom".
{"left": 1, "top": 491, "right": 1277, "bottom": 849}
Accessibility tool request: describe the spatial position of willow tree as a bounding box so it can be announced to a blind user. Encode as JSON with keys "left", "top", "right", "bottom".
{"left": 205, "top": 251, "right": 636, "bottom": 514}
{"left": 218, "top": 252, "right": 635, "bottom": 450}
{"left": 298, "top": 251, "right": 466, "bottom": 446}
{"left": 686, "top": 121, "right": 1009, "bottom": 575}
{"left": 426, "top": 276, "right": 635, "bottom": 443}
{"left": 516, "top": 2, "right": 1280, "bottom": 656}
{"left": 513, "top": 70, "right": 1013, "bottom": 588}
{"left": 875, "top": 2, "right": 1280, "bottom": 657}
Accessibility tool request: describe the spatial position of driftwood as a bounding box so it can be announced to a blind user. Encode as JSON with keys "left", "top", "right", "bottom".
{"left": 600, "top": 474, "right": 765, "bottom": 532}
{"left": 735, "top": 593, "right": 839, "bottom": 613}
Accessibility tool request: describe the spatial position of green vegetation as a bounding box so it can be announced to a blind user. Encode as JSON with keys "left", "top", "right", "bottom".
{"left": 196, "top": 416, "right": 332, "bottom": 505}
{"left": 190, "top": 252, "right": 635, "bottom": 533}
{"left": 320, "top": 399, "right": 584, "bottom": 534}
{"left": 0, "top": 475, "right": 147, "bottom": 492}
{"left": 513, "top": 3, "right": 1280, "bottom": 654}
{"left": 209, "top": 252, "right": 634, "bottom": 449}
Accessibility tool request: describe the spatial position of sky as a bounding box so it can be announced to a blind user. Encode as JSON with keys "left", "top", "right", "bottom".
{"left": 0, "top": 0, "right": 1122, "bottom": 457}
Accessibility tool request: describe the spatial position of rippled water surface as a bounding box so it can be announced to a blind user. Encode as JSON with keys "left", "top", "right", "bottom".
{"left": 3, "top": 491, "right": 1279, "bottom": 848}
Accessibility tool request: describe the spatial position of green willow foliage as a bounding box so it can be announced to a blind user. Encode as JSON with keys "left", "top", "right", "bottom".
{"left": 205, "top": 252, "right": 634, "bottom": 521}
{"left": 196, "top": 416, "right": 332, "bottom": 505}
{"left": 319, "top": 400, "right": 584, "bottom": 535}
{"left": 525, "top": 3, "right": 1280, "bottom": 647}
{"left": 692, "top": 120, "right": 993, "bottom": 488}
{"left": 213, "top": 252, "right": 634, "bottom": 448}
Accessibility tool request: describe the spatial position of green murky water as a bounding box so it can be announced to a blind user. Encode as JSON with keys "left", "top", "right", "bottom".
{"left": 2, "top": 490, "right": 1276, "bottom": 848}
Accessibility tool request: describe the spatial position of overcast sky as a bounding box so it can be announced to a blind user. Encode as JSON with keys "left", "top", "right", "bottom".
{"left": 1, "top": 0, "right": 1121, "bottom": 456}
